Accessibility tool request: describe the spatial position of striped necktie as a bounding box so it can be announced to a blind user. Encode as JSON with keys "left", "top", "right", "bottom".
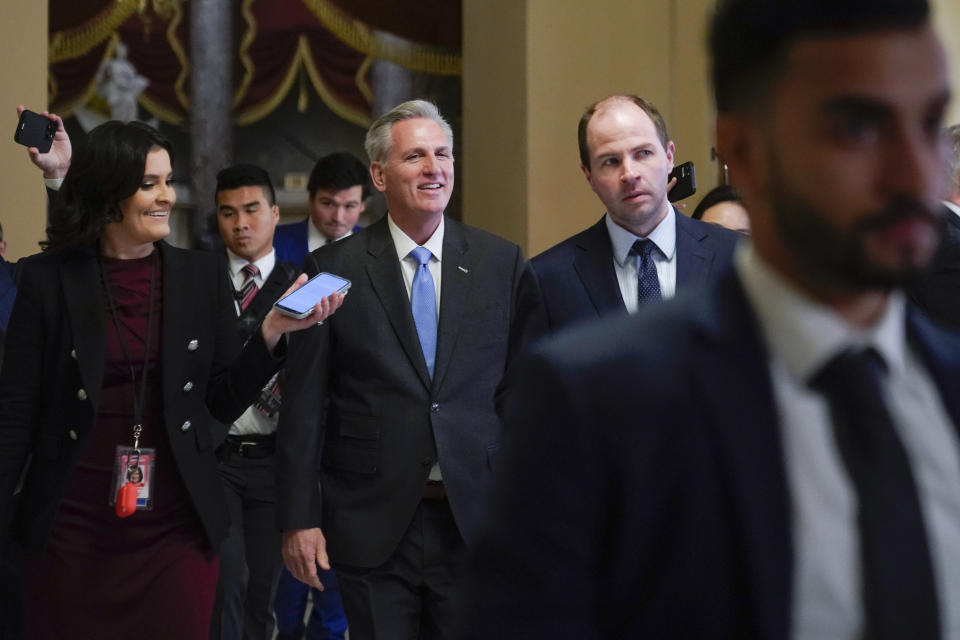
{"left": 238, "top": 263, "right": 260, "bottom": 312}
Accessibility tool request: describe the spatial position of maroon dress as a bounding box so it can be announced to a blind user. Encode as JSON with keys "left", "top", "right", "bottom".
{"left": 24, "top": 253, "right": 219, "bottom": 639}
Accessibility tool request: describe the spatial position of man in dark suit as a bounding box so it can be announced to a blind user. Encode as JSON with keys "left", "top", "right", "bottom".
{"left": 278, "top": 99, "right": 542, "bottom": 639}
{"left": 906, "top": 124, "right": 960, "bottom": 330}
{"left": 463, "top": 0, "right": 960, "bottom": 638}
{"left": 210, "top": 164, "right": 300, "bottom": 640}
{"left": 273, "top": 152, "right": 369, "bottom": 267}
{"left": 530, "top": 95, "right": 739, "bottom": 332}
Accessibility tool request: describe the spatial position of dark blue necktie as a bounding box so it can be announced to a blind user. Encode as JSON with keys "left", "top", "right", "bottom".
{"left": 409, "top": 247, "right": 437, "bottom": 378}
{"left": 809, "top": 348, "right": 940, "bottom": 640}
{"left": 631, "top": 239, "right": 662, "bottom": 306}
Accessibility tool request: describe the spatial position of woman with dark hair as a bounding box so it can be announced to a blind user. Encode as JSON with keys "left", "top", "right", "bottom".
{"left": 0, "top": 120, "right": 340, "bottom": 638}
{"left": 690, "top": 183, "right": 751, "bottom": 234}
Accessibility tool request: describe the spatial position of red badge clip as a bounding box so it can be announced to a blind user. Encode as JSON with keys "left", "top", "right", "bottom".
{"left": 115, "top": 481, "right": 138, "bottom": 518}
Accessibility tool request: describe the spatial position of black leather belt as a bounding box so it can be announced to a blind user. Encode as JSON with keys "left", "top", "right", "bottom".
{"left": 423, "top": 480, "right": 447, "bottom": 501}
{"left": 218, "top": 433, "right": 276, "bottom": 460}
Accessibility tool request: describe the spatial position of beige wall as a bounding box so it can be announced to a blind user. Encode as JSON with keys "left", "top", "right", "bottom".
{"left": 0, "top": 2, "right": 48, "bottom": 260}
{"left": 933, "top": 0, "right": 960, "bottom": 126}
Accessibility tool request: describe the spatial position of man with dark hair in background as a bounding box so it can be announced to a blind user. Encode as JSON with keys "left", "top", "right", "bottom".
{"left": 906, "top": 124, "right": 960, "bottom": 329}
{"left": 529, "top": 94, "right": 739, "bottom": 333}
{"left": 463, "top": 0, "right": 960, "bottom": 637}
{"left": 273, "top": 152, "right": 369, "bottom": 267}
{"left": 210, "top": 164, "right": 299, "bottom": 640}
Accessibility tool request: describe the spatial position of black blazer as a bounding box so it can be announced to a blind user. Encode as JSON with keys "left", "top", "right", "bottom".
{"left": 463, "top": 268, "right": 960, "bottom": 638}
{"left": 905, "top": 205, "right": 960, "bottom": 331}
{"left": 277, "top": 216, "right": 544, "bottom": 568}
{"left": 0, "top": 241, "right": 282, "bottom": 555}
{"left": 530, "top": 210, "right": 740, "bottom": 331}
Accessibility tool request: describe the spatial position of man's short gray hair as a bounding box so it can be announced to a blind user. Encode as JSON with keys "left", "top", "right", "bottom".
{"left": 946, "top": 124, "right": 960, "bottom": 193}
{"left": 364, "top": 100, "right": 454, "bottom": 164}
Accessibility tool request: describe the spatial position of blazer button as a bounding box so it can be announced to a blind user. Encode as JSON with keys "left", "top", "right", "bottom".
{"left": 181, "top": 420, "right": 192, "bottom": 432}
{"left": 68, "top": 429, "right": 78, "bottom": 440}
{"left": 187, "top": 339, "right": 199, "bottom": 352}
{"left": 77, "top": 388, "right": 88, "bottom": 401}
{"left": 183, "top": 381, "right": 194, "bottom": 392}
{"left": 70, "top": 349, "right": 77, "bottom": 360}
{"left": 430, "top": 402, "right": 439, "bottom": 413}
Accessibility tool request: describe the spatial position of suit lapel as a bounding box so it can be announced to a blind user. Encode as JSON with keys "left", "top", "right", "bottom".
{"left": 689, "top": 271, "right": 793, "bottom": 640}
{"left": 433, "top": 219, "right": 470, "bottom": 391}
{"left": 61, "top": 245, "right": 106, "bottom": 411}
{"left": 675, "top": 208, "right": 713, "bottom": 289}
{"left": 572, "top": 218, "right": 627, "bottom": 315}
{"left": 364, "top": 219, "right": 433, "bottom": 389}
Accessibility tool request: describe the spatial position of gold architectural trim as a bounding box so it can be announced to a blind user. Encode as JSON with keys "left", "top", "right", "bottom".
{"left": 233, "top": 0, "right": 258, "bottom": 106}
{"left": 299, "top": 0, "right": 461, "bottom": 75}
{"left": 166, "top": 1, "right": 190, "bottom": 109}
{"left": 355, "top": 55, "right": 374, "bottom": 104}
{"left": 49, "top": 0, "right": 141, "bottom": 64}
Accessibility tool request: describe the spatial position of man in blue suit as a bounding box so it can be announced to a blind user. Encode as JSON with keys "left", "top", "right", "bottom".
{"left": 530, "top": 95, "right": 740, "bottom": 332}
{"left": 463, "top": 0, "right": 960, "bottom": 637}
{"left": 273, "top": 152, "right": 369, "bottom": 268}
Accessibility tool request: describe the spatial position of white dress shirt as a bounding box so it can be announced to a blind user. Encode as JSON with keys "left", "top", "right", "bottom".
{"left": 307, "top": 218, "right": 354, "bottom": 253}
{"left": 736, "top": 244, "right": 960, "bottom": 640}
{"left": 605, "top": 208, "right": 677, "bottom": 313}
{"left": 387, "top": 213, "right": 443, "bottom": 317}
{"left": 944, "top": 199, "right": 960, "bottom": 219}
{"left": 226, "top": 248, "right": 280, "bottom": 436}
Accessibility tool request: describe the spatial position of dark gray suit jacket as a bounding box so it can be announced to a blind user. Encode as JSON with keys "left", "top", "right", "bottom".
{"left": 277, "top": 216, "right": 544, "bottom": 568}
{"left": 530, "top": 209, "right": 741, "bottom": 331}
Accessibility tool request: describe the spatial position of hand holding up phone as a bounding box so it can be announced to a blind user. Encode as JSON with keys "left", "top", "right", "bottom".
{"left": 260, "top": 273, "right": 346, "bottom": 351}
{"left": 15, "top": 105, "right": 72, "bottom": 179}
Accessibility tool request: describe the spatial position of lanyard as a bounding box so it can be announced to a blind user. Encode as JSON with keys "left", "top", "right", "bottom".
{"left": 98, "top": 249, "right": 158, "bottom": 453}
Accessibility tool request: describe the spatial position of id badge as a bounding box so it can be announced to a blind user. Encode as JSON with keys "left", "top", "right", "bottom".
{"left": 110, "top": 446, "right": 157, "bottom": 511}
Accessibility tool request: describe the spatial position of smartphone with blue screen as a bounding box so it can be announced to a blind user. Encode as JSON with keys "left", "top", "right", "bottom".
{"left": 274, "top": 272, "right": 350, "bottom": 319}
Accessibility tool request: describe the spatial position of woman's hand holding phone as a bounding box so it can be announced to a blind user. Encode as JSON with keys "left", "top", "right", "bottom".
{"left": 260, "top": 273, "right": 346, "bottom": 351}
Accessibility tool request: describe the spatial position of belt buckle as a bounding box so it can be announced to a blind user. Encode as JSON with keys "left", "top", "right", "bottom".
{"left": 237, "top": 441, "right": 258, "bottom": 457}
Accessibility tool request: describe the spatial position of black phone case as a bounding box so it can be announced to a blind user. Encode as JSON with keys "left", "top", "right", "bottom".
{"left": 668, "top": 161, "right": 697, "bottom": 202}
{"left": 14, "top": 110, "right": 56, "bottom": 153}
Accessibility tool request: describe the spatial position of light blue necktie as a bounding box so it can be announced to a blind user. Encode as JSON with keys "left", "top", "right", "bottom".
{"left": 409, "top": 247, "right": 437, "bottom": 378}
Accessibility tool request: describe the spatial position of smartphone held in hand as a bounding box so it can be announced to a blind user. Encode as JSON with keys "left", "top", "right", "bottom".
{"left": 274, "top": 272, "right": 351, "bottom": 319}
{"left": 14, "top": 109, "right": 57, "bottom": 153}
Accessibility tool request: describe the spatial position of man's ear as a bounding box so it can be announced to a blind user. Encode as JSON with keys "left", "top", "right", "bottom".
{"left": 665, "top": 140, "right": 676, "bottom": 173}
{"left": 270, "top": 204, "right": 280, "bottom": 222}
{"left": 580, "top": 163, "right": 592, "bottom": 183}
{"left": 370, "top": 163, "right": 387, "bottom": 193}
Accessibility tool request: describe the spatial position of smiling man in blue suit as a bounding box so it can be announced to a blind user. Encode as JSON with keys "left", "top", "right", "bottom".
{"left": 529, "top": 94, "right": 740, "bottom": 332}
{"left": 463, "top": 0, "right": 960, "bottom": 638}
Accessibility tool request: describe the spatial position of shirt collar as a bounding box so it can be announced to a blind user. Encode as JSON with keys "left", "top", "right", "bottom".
{"left": 944, "top": 200, "right": 960, "bottom": 219}
{"left": 308, "top": 217, "right": 353, "bottom": 247}
{"left": 387, "top": 213, "right": 445, "bottom": 263}
{"left": 735, "top": 243, "right": 907, "bottom": 384}
{"left": 605, "top": 205, "right": 677, "bottom": 267}
{"left": 226, "top": 247, "right": 276, "bottom": 281}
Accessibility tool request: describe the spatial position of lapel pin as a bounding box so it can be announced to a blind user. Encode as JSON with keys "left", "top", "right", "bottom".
{"left": 458, "top": 266, "right": 469, "bottom": 273}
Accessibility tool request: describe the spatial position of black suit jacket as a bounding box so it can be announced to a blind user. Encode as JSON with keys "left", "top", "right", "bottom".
{"left": 462, "top": 267, "right": 960, "bottom": 639}
{"left": 905, "top": 205, "right": 960, "bottom": 331}
{"left": 0, "top": 241, "right": 282, "bottom": 556}
{"left": 530, "top": 210, "right": 740, "bottom": 331}
{"left": 277, "top": 216, "right": 544, "bottom": 568}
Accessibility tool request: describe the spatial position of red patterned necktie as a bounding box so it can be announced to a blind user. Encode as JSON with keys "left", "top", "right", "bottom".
{"left": 238, "top": 263, "right": 260, "bottom": 311}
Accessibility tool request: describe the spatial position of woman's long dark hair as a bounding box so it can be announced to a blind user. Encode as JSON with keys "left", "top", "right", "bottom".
{"left": 42, "top": 121, "right": 174, "bottom": 252}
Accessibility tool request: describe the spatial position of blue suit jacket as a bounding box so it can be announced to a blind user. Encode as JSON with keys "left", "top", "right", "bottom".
{"left": 463, "top": 267, "right": 960, "bottom": 638}
{"left": 273, "top": 219, "right": 362, "bottom": 269}
{"left": 530, "top": 209, "right": 741, "bottom": 332}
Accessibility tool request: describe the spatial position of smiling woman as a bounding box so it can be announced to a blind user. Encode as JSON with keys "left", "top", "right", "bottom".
{"left": 0, "top": 120, "right": 342, "bottom": 639}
